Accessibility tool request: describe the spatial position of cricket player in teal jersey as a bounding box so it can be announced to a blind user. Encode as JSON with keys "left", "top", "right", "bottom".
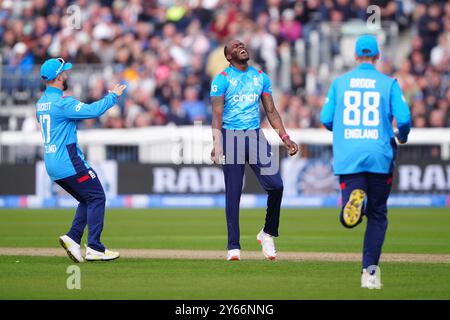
{"left": 210, "top": 39, "right": 299, "bottom": 261}
{"left": 320, "top": 35, "right": 411, "bottom": 289}
{"left": 36, "top": 58, "right": 126, "bottom": 262}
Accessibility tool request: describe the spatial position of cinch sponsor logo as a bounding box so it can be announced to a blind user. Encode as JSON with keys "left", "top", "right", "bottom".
{"left": 232, "top": 93, "right": 259, "bottom": 103}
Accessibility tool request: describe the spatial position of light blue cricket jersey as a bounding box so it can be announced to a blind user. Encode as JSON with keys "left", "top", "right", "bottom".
{"left": 320, "top": 63, "right": 411, "bottom": 175}
{"left": 210, "top": 65, "right": 272, "bottom": 130}
{"left": 35, "top": 86, "right": 117, "bottom": 181}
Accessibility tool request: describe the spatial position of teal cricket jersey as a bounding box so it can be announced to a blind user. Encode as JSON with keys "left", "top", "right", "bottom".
{"left": 210, "top": 65, "right": 272, "bottom": 130}
{"left": 320, "top": 63, "right": 411, "bottom": 175}
{"left": 35, "top": 86, "right": 117, "bottom": 180}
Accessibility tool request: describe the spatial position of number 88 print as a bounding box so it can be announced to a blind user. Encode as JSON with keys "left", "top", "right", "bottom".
{"left": 343, "top": 91, "right": 380, "bottom": 126}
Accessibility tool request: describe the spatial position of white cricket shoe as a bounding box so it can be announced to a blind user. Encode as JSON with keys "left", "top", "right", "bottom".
{"left": 361, "top": 268, "right": 382, "bottom": 289}
{"left": 256, "top": 229, "right": 276, "bottom": 260}
{"left": 85, "top": 246, "right": 120, "bottom": 262}
{"left": 59, "top": 235, "right": 84, "bottom": 263}
{"left": 227, "top": 249, "right": 241, "bottom": 261}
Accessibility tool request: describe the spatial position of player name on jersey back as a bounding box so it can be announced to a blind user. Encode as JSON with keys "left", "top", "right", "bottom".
{"left": 320, "top": 62, "right": 411, "bottom": 175}
{"left": 350, "top": 78, "right": 376, "bottom": 88}
{"left": 37, "top": 102, "right": 51, "bottom": 112}
{"left": 343, "top": 77, "right": 380, "bottom": 140}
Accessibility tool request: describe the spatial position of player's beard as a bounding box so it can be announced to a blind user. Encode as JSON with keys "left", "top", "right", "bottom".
{"left": 62, "top": 79, "right": 68, "bottom": 91}
{"left": 238, "top": 56, "right": 250, "bottom": 63}
{"left": 234, "top": 50, "right": 250, "bottom": 64}
{"left": 232, "top": 54, "right": 249, "bottom": 65}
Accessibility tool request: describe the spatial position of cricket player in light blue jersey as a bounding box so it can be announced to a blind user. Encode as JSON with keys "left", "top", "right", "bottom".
{"left": 210, "top": 39, "right": 298, "bottom": 261}
{"left": 36, "top": 58, "right": 126, "bottom": 262}
{"left": 320, "top": 35, "right": 411, "bottom": 289}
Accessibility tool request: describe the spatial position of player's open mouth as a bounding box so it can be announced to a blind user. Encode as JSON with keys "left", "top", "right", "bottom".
{"left": 240, "top": 49, "right": 247, "bottom": 55}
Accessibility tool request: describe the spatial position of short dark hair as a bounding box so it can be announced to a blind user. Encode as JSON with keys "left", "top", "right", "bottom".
{"left": 356, "top": 54, "right": 378, "bottom": 63}
{"left": 223, "top": 45, "right": 228, "bottom": 58}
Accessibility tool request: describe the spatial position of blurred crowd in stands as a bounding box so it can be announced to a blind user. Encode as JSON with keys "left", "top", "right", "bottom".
{"left": 0, "top": 0, "right": 449, "bottom": 130}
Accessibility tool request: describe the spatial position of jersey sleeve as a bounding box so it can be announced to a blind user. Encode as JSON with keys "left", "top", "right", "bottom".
{"left": 320, "top": 80, "right": 336, "bottom": 131}
{"left": 391, "top": 80, "right": 411, "bottom": 142}
{"left": 210, "top": 73, "right": 228, "bottom": 97}
{"left": 262, "top": 72, "right": 272, "bottom": 95}
{"left": 60, "top": 93, "right": 118, "bottom": 120}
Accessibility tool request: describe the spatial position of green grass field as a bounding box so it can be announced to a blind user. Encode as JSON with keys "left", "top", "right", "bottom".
{"left": 0, "top": 208, "right": 449, "bottom": 299}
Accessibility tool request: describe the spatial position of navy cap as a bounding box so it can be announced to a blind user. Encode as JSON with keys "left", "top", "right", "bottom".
{"left": 40, "top": 58, "right": 73, "bottom": 81}
{"left": 355, "top": 34, "right": 379, "bottom": 57}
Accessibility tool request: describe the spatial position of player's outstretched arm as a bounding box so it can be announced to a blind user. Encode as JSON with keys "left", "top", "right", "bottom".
{"left": 261, "top": 94, "right": 298, "bottom": 156}
{"left": 210, "top": 95, "right": 224, "bottom": 164}
{"left": 62, "top": 84, "right": 127, "bottom": 120}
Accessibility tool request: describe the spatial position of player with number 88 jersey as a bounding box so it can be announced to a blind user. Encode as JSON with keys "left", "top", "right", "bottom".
{"left": 320, "top": 35, "right": 411, "bottom": 289}
{"left": 321, "top": 56, "right": 410, "bottom": 174}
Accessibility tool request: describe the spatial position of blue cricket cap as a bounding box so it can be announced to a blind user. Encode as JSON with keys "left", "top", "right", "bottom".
{"left": 40, "top": 58, "right": 73, "bottom": 81}
{"left": 355, "top": 34, "right": 379, "bottom": 57}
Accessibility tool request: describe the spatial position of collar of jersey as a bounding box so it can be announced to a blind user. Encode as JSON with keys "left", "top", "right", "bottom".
{"left": 357, "top": 63, "right": 376, "bottom": 70}
{"left": 45, "top": 86, "right": 63, "bottom": 95}
{"left": 229, "top": 64, "right": 250, "bottom": 73}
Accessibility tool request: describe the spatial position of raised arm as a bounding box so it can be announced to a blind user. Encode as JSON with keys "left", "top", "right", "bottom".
{"left": 62, "top": 84, "right": 126, "bottom": 120}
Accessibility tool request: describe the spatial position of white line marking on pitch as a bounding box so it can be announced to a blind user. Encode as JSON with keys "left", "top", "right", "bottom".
{"left": 0, "top": 248, "right": 449, "bottom": 263}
